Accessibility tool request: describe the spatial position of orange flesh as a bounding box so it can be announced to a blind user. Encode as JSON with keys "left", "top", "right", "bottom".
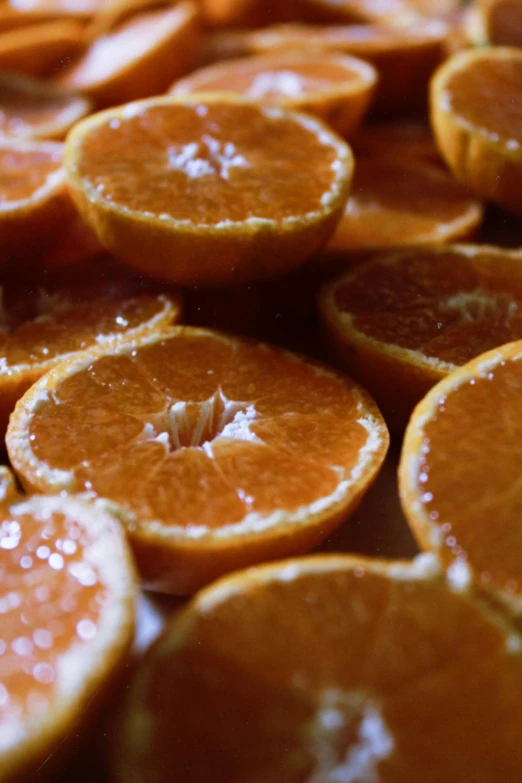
{"left": 60, "top": 6, "right": 190, "bottom": 88}
{"left": 332, "top": 249, "right": 522, "bottom": 365}
{"left": 175, "top": 58, "right": 367, "bottom": 98}
{"left": 27, "top": 332, "right": 374, "bottom": 529}
{"left": 327, "top": 159, "right": 477, "bottom": 251}
{"left": 76, "top": 103, "right": 340, "bottom": 224}
{"left": 0, "top": 504, "right": 106, "bottom": 724}
{"left": 489, "top": 0, "right": 522, "bottom": 45}
{"left": 0, "top": 144, "right": 62, "bottom": 202}
{"left": 413, "top": 356, "right": 522, "bottom": 595}
{"left": 0, "top": 81, "right": 84, "bottom": 136}
{"left": 447, "top": 58, "right": 522, "bottom": 146}
{"left": 121, "top": 561, "right": 522, "bottom": 783}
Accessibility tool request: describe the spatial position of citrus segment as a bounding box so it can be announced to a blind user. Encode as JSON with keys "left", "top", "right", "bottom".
{"left": 114, "top": 554, "right": 522, "bottom": 783}
{"left": 0, "top": 70, "right": 91, "bottom": 141}
{"left": 57, "top": 2, "right": 201, "bottom": 108}
{"left": 400, "top": 340, "right": 522, "bottom": 605}
{"left": 0, "top": 256, "right": 180, "bottom": 434}
{"left": 324, "top": 158, "right": 483, "bottom": 257}
{"left": 65, "top": 96, "right": 353, "bottom": 286}
{"left": 431, "top": 47, "right": 522, "bottom": 214}
{"left": 170, "top": 52, "right": 377, "bottom": 138}
{"left": 7, "top": 327, "right": 389, "bottom": 594}
{"left": 0, "top": 473, "right": 136, "bottom": 782}
{"left": 319, "top": 245, "right": 522, "bottom": 428}
{"left": 0, "top": 20, "right": 85, "bottom": 77}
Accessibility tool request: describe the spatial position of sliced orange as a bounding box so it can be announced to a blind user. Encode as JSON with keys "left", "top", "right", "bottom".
{"left": 319, "top": 245, "right": 522, "bottom": 429}
{"left": 8, "top": 0, "right": 102, "bottom": 15}
{"left": 194, "top": 0, "right": 303, "bottom": 28}
{"left": 465, "top": 0, "right": 522, "bottom": 45}
{"left": 7, "top": 326, "right": 389, "bottom": 595}
{"left": 431, "top": 47, "right": 522, "bottom": 214}
{"left": 0, "top": 467, "right": 136, "bottom": 782}
{"left": 57, "top": 2, "right": 201, "bottom": 109}
{"left": 400, "top": 339, "right": 522, "bottom": 606}
{"left": 324, "top": 157, "right": 483, "bottom": 258}
{"left": 0, "top": 20, "right": 85, "bottom": 78}
{"left": 0, "top": 255, "right": 180, "bottom": 434}
{"left": 65, "top": 95, "right": 353, "bottom": 287}
{"left": 0, "top": 70, "right": 91, "bottom": 141}
{"left": 353, "top": 118, "right": 442, "bottom": 165}
{"left": 0, "top": 138, "right": 72, "bottom": 263}
{"left": 206, "top": 22, "right": 447, "bottom": 113}
{"left": 0, "top": 6, "right": 74, "bottom": 33}
{"left": 170, "top": 52, "right": 377, "bottom": 139}
{"left": 114, "top": 552, "right": 522, "bottom": 783}
{"left": 301, "top": 0, "right": 463, "bottom": 20}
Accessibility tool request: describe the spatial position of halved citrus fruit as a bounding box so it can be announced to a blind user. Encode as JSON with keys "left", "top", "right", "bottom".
{"left": 0, "top": 70, "right": 91, "bottom": 141}
{"left": 57, "top": 2, "right": 201, "bottom": 109}
{"left": 8, "top": 0, "right": 102, "bottom": 16}
{"left": 431, "top": 46, "right": 522, "bottom": 214}
{"left": 0, "top": 19, "right": 86, "bottom": 77}
{"left": 465, "top": 0, "right": 522, "bottom": 46}
{"left": 7, "top": 326, "right": 389, "bottom": 595}
{"left": 300, "top": 0, "right": 462, "bottom": 21}
{"left": 353, "top": 118, "right": 441, "bottom": 164}
{"left": 207, "top": 22, "right": 447, "bottom": 113}
{"left": 0, "top": 138, "right": 72, "bottom": 262}
{"left": 0, "top": 255, "right": 180, "bottom": 434}
{"left": 114, "top": 552, "right": 522, "bottom": 782}
{"left": 170, "top": 52, "right": 377, "bottom": 139}
{"left": 65, "top": 95, "right": 353, "bottom": 286}
{"left": 324, "top": 157, "right": 483, "bottom": 258}
{"left": 0, "top": 5, "right": 73, "bottom": 33}
{"left": 195, "top": 0, "right": 302, "bottom": 28}
{"left": 319, "top": 245, "right": 522, "bottom": 429}
{"left": 400, "top": 339, "right": 522, "bottom": 607}
{"left": 0, "top": 467, "right": 136, "bottom": 782}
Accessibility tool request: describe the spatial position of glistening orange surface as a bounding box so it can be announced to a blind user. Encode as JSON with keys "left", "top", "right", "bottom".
{"left": 0, "top": 471, "right": 135, "bottom": 781}
{"left": 114, "top": 554, "right": 522, "bottom": 783}
{"left": 7, "top": 327, "right": 389, "bottom": 594}
{"left": 0, "top": 138, "right": 62, "bottom": 200}
{"left": 400, "top": 340, "right": 522, "bottom": 604}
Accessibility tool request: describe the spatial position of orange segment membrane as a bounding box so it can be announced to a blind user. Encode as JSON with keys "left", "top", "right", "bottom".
{"left": 0, "top": 143, "right": 62, "bottom": 202}
{"left": 76, "top": 102, "right": 341, "bottom": 223}
{"left": 414, "top": 356, "right": 522, "bottom": 596}
{"left": 0, "top": 505, "right": 107, "bottom": 724}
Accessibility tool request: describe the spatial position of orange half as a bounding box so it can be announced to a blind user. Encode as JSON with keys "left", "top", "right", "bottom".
{"left": 465, "top": 0, "right": 522, "bottom": 46}
{"left": 0, "top": 468, "right": 136, "bottom": 782}
{"left": 0, "top": 19, "right": 86, "bottom": 77}
{"left": 319, "top": 245, "right": 522, "bottom": 428}
{"left": 114, "top": 553, "right": 522, "bottom": 783}
{"left": 170, "top": 52, "right": 378, "bottom": 139}
{"left": 65, "top": 95, "right": 353, "bottom": 286}
{"left": 7, "top": 326, "right": 389, "bottom": 595}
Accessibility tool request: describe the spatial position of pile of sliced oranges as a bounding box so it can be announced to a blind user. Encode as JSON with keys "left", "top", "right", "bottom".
{"left": 1, "top": 0, "right": 522, "bottom": 779}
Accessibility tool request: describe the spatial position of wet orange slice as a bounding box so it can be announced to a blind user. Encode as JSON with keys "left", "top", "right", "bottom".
{"left": 57, "top": 2, "right": 201, "bottom": 109}
{"left": 465, "top": 0, "right": 522, "bottom": 45}
{"left": 210, "top": 22, "right": 447, "bottom": 114}
{"left": 170, "top": 52, "right": 377, "bottom": 139}
{"left": 0, "top": 70, "right": 91, "bottom": 141}
{"left": 114, "top": 552, "right": 522, "bottom": 783}
{"left": 324, "top": 158, "right": 483, "bottom": 258}
{"left": 7, "top": 327, "right": 389, "bottom": 595}
{"left": 0, "top": 256, "right": 180, "bottom": 434}
{"left": 431, "top": 47, "right": 522, "bottom": 215}
{"left": 0, "top": 138, "right": 72, "bottom": 262}
{"left": 400, "top": 339, "right": 522, "bottom": 606}
{"left": 0, "top": 467, "right": 136, "bottom": 782}
{"left": 65, "top": 95, "right": 353, "bottom": 287}
{"left": 319, "top": 245, "right": 522, "bottom": 429}
{"left": 352, "top": 118, "right": 441, "bottom": 164}
{"left": 0, "top": 19, "right": 86, "bottom": 78}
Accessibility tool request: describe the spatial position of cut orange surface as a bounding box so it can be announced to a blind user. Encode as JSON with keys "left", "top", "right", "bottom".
{"left": 465, "top": 0, "right": 522, "bottom": 45}
{"left": 400, "top": 339, "right": 522, "bottom": 606}
{"left": 7, "top": 326, "right": 389, "bottom": 595}
{"left": 431, "top": 47, "right": 522, "bottom": 214}
{"left": 0, "top": 138, "right": 72, "bottom": 262}
{"left": 0, "top": 70, "right": 91, "bottom": 141}
{"left": 353, "top": 118, "right": 441, "bottom": 164}
{"left": 300, "top": 0, "right": 463, "bottom": 20}
{"left": 170, "top": 52, "right": 378, "bottom": 138}
{"left": 0, "top": 467, "right": 136, "bottom": 782}
{"left": 0, "top": 19, "right": 85, "bottom": 78}
{"left": 8, "top": 0, "right": 102, "bottom": 15}
{"left": 0, "top": 6, "right": 73, "bottom": 33}
{"left": 208, "top": 22, "right": 447, "bottom": 113}
{"left": 65, "top": 95, "right": 353, "bottom": 287}
{"left": 57, "top": 2, "right": 201, "bottom": 109}
{"left": 319, "top": 245, "right": 522, "bottom": 429}
{"left": 0, "top": 255, "right": 180, "bottom": 434}
{"left": 114, "top": 553, "right": 522, "bottom": 782}
{"left": 324, "top": 157, "right": 483, "bottom": 258}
